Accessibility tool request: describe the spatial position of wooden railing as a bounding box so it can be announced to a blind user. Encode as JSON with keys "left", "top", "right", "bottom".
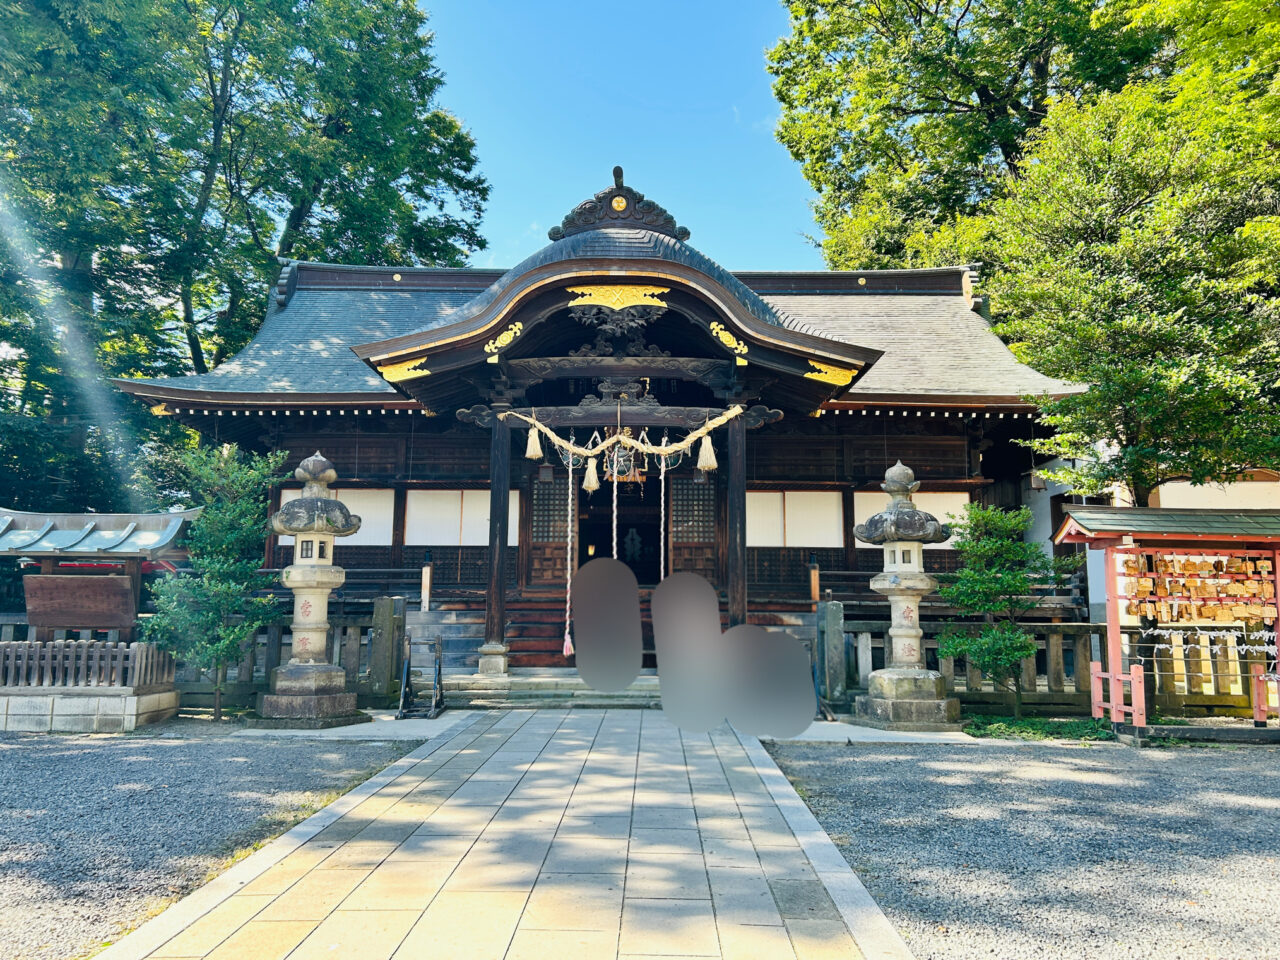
{"left": 178, "top": 597, "right": 407, "bottom": 709}
{"left": 818, "top": 568, "right": 1087, "bottom": 620}
{"left": 0, "top": 641, "right": 175, "bottom": 689}
{"left": 1, "top": 617, "right": 141, "bottom": 645}
{"left": 814, "top": 600, "right": 1099, "bottom": 715}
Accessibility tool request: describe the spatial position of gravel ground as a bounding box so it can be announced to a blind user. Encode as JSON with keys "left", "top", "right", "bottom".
{"left": 0, "top": 719, "right": 419, "bottom": 960}
{"left": 769, "top": 739, "right": 1280, "bottom": 960}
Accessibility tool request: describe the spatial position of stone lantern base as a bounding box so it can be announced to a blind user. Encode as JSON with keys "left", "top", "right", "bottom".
{"left": 250, "top": 663, "right": 371, "bottom": 729}
{"left": 854, "top": 668, "right": 962, "bottom": 731}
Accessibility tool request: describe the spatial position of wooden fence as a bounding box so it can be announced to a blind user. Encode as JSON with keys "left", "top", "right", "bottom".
{"left": 0, "top": 640, "right": 175, "bottom": 689}
{"left": 177, "top": 597, "right": 406, "bottom": 709}
{"left": 815, "top": 599, "right": 1098, "bottom": 715}
{"left": 1, "top": 619, "right": 137, "bottom": 644}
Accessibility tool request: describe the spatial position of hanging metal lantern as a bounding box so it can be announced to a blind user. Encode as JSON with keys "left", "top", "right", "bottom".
{"left": 656, "top": 430, "right": 683, "bottom": 471}
{"left": 558, "top": 430, "right": 586, "bottom": 470}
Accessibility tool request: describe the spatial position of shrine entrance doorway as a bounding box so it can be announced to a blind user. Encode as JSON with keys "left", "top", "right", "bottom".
{"left": 578, "top": 473, "right": 664, "bottom": 586}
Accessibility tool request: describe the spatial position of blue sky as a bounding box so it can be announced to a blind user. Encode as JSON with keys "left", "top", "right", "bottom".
{"left": 422, "top": 1, "right": 826, "bottom": 271}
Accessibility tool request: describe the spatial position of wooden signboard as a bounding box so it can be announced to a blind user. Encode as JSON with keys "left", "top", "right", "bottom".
{"left": 23, "top": 575, "right": 137, "bottom": 629}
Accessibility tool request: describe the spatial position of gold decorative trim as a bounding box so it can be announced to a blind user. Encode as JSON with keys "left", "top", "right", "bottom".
{"left": 709, "top": 321, "right": 748, "bottom": 356}
{"left": 379, "top": 357, "right": 431, "bottom": 383}
{"left": 565, "top": 285, "right": 669, "bottom": 310}
{"left": 366, "top": 268, "right": 864, "bottom": 377}
{"left": 484, "top": 321, "right": 524, "bottom": 354}
{"left": 804, "top": 360, "right": 857, "bottom": 386}
{"left": 149, "top": 402, "right": 172, "bottom": 416}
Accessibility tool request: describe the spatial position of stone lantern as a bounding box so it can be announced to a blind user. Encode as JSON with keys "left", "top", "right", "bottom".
{"left": 853, "top": 461, "right": 961, "bottom": 729}
{"left": 258, "top": 452, "right": 365, "bottom": 725}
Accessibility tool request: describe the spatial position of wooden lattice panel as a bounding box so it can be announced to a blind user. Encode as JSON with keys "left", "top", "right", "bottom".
{"left": 670, "top": 476, "right": 716, "bottom": 544}
{"left": 530, "top": 476, "right": 570, "bottom": 542}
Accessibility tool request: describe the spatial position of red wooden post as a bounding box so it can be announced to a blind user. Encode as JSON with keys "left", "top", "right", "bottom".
{"left": 1104, "top": 545, "right": 1125, "bottom": 723}
{"left": 1129, "top": 663, "right": 1147, "bottom": 727}
{"left": 1090, "top": 661, "right": 1105, "bottom": 719}
{"left": 1253, "top": 663, "right": 1269, "bottom": 727}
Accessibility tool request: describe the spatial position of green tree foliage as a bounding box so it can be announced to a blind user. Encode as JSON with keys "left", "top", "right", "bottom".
{"left": 937, "top": 504, "right": 1078, "bottom": 718}
{"left": 771, "top": 0, "right": 1280, "bottom": 504}
{"left": 768, "top": 0, "right": 1166, "bottom": 266}
{"left": 142, "top": 444, "right": 286, "bottom": 719}
{"left": 0, "top": 0, "right": 486, "bottom": 512}
{"left": 961, "top": 88, "right": 1280, "bottom": 505}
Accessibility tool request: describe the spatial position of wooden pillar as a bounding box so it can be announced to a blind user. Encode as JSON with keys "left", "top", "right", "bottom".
{"left": 390, "top": 486, "right": 407, "bottom": 570}
{"left": 727, "top": 416, "right": 747, "bottom": 627}
{"left": 485, "top": 407, "right": 512, "bottom": 650}
{"left": 1074, "top": 632, "right": 1093, "bottom": 693}
{"left": 1104, "top": 545, "right": 1124, "bottom": 722}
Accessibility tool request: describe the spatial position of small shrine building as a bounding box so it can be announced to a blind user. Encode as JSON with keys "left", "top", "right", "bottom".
{"left": 115, "top": 169, "right": 1077, "bottom": 669}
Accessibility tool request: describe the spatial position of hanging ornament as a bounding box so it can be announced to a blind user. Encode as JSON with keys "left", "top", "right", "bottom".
{"left": 558, "top": 430, "right": 586, "bottom": 469}
{"left": 563, "top": 456, "right": 576, "bottom": 659}
{"left": 525, "top": 424, "right": 543, "bottom": 460}
{"left": 697, "top": 431, "right": 718, "bottom": 471}
{"left": 583, "top": 457, "right": 600, "bottom": 492}
{"left": 658, "top": 430, "right": 682, "bottom": 471}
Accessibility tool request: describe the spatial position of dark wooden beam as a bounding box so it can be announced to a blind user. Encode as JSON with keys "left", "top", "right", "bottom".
{"left": 485, "top": 405, "right": 512, "bottom": 650}
{"left": 506, "top": 356, "right": 733, "bottom": 384}
{"left": 463, "top": 403, "right": 784, "bottom": 430}
{"left": 727, "top": 416, "right": 747, "bottom": 627}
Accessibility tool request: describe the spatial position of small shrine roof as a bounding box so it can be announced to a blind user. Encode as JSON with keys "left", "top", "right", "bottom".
{"left": 1056, "top": 506, "right": 1280, "bottom": 545}
{"left": 0, "top": 508, "right": 201, "bottom": 559}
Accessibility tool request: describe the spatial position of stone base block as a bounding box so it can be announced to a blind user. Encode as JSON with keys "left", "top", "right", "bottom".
{"left": 269, "top": 663, "right": 347, "bottom": 697}
{"left": 854, "top": 693, "right": 963, "bottom": 732}
{"left": 0, "top": 688, "right": 179, "bottom": 733}
{"left": 256, "top": 691, "right": 360, "bottom": 720}
{"left": 244, "top": 710, "right": 372, "bottom": 730}
{"left": 476, "top": 643, "right": 509, "bottom": 677}
{"left": 867, "top": 667, "right": 949, "bottom": 701}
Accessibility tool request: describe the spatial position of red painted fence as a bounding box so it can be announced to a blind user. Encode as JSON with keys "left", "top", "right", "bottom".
{"left": 1090, "top": 660, "right": 1147, "bottom": 726}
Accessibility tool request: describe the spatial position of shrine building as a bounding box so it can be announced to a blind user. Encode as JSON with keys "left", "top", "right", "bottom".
{"left": 116, "top": 169, "right": 1078, "bottom": 672}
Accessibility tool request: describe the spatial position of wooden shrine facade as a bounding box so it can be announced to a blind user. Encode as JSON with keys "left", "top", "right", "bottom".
{"left": 115, "top": 168, "right": 1081, "bottom": 659}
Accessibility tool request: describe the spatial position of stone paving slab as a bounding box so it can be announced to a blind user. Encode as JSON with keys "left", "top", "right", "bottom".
{"left": 100, "top": 710, "right": 908, "bottom": 960}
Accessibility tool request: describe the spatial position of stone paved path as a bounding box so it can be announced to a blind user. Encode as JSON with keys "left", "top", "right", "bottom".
{"left": 103, "top": 710, "right": 885, "bottom": 960}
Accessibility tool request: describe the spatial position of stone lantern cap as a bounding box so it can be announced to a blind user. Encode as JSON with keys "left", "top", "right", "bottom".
{"left": 270, "top": 452, "right": 362, "bottom": 537}
{"left": 854, "top": 461, "right": 951, "bottom": 546}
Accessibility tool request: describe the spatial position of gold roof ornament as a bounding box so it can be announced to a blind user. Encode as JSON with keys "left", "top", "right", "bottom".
{"left": 484, "top": 321, "right": 524, "bottom": 358}
{"left": 804, "top": 360, "right": 857, "bottom": 386}
{"left": 566, "top": 285, "right": 669, "bottom": 310}
{"left": 378, "top": 357, "right": 431, "bottom": 383}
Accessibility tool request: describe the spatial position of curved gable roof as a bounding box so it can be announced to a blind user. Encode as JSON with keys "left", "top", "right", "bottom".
{"left": 413, "top": 226, "right": 787, "bottom": 337}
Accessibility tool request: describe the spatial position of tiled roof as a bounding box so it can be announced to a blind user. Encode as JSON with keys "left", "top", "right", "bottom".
{"left": 117, "top": 240, "right": 1077, "bottom": 402}
{"left": 1063, "top": 506, "right": 1280, "bottom": 538}
{"left": 413, "top": 227, "right": 787, "bottom": 334}
{"left": 124, "top": 287, "right": 479, "bottom": 396}
{"left": 0, "top": 508, "right": 201, "bottom": 558}
{"left": 768, "top": 293, "right": 1077, "bottom": 400}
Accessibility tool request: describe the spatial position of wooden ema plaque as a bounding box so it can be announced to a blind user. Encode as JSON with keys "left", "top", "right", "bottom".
{"left": 23, "top": 575, "right": 137, "bottom": 629}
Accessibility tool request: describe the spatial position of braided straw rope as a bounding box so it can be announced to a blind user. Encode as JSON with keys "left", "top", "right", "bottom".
{"left": 500, "top": 404, "right": 744, "bottom": 457}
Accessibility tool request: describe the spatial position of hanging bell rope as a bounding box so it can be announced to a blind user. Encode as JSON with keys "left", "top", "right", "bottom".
{"left": 524, "top": 424, "right": 543, "bottom": 460}
{"left": 563, "top": 457, "right": 575, "bottom": 658}
{"left": 500, "top": 404, "right": 744, "bottom": 458}
{"left": 696, "top": 431, "right": 718, "bottom": 471}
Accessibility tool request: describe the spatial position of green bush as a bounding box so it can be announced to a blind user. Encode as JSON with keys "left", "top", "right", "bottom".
{"left": 937, "top": 504, "right": 1080, "bottom": 718}
{"left": 963, "top": 716, "right": 1117, "bottom": 741}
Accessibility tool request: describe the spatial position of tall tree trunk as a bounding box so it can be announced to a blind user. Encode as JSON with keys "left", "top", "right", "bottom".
{"left": 1130, "top": 482, "right": 1154, "bottom": 508}
{"left": 181, "top": 281, "right": 208, "bottom": 374}
{"left": 59, "top": 247, "right": 94, "bottom": 322}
